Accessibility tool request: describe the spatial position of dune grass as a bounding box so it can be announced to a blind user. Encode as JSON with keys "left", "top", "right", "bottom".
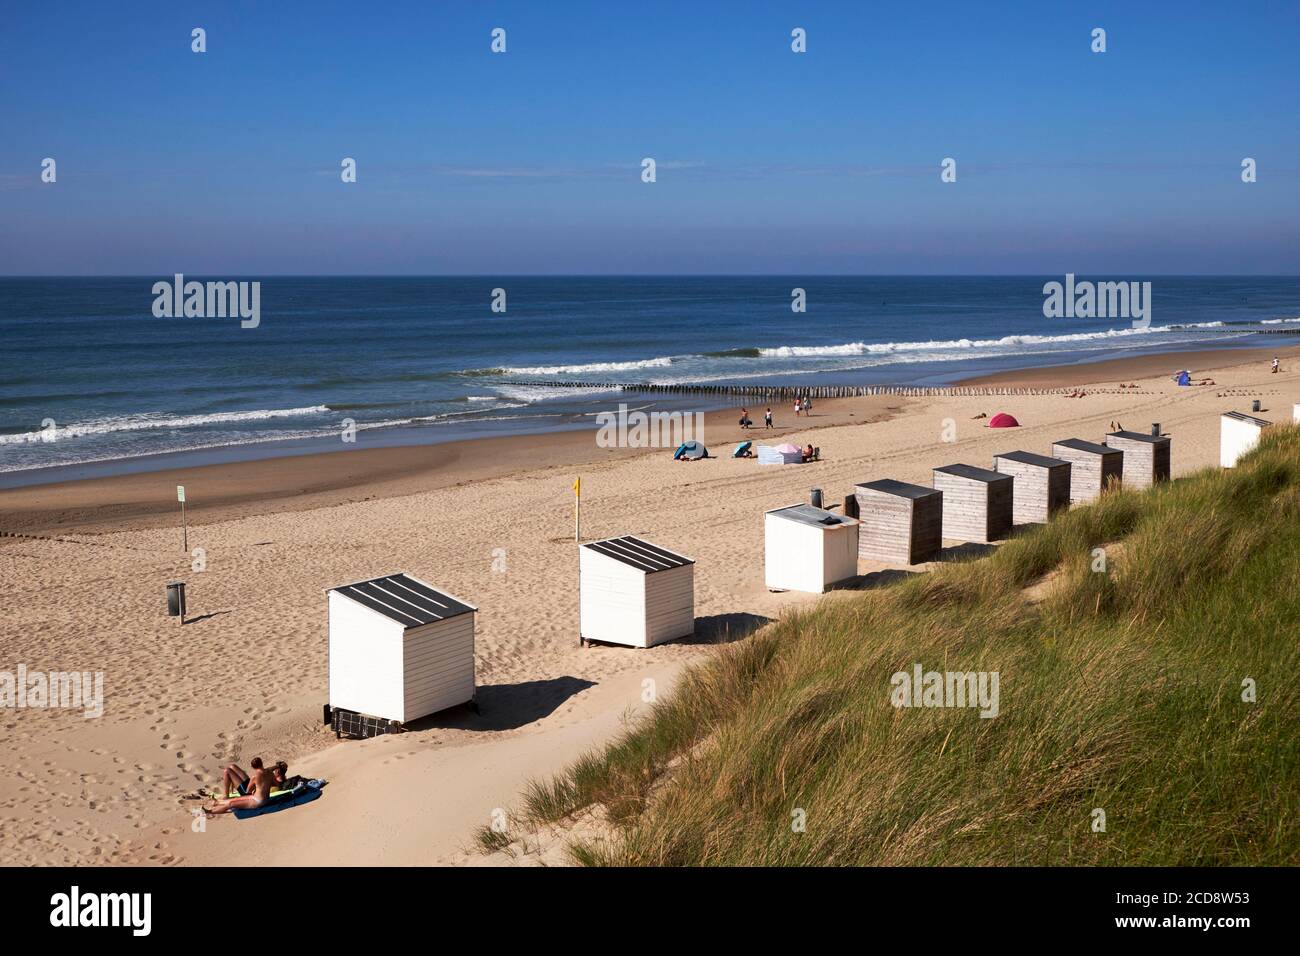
{"left": 482, "top": 425, "right": 1300, "bottom": 865}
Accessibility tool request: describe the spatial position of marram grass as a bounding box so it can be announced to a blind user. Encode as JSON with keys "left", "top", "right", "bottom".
{"left": 481, "top": 425, "right": 1300, "bottom": 865}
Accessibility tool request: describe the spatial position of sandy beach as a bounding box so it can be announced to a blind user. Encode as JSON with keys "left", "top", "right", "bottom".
{"left": 1, "top": 345, "right": 1296, "bottom": 866}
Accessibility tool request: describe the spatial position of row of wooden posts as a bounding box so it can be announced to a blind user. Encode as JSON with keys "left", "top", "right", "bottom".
{"left": 508, "top": 381, "right": 1100, "bottom": 400}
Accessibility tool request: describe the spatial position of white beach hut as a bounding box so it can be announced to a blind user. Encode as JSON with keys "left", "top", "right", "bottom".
{"left": 764, "top": 503, "right": 860, "bottom": 593}
{"left": 1220, "top": 411, "right": 1271, "bottom": 468}
{"left": 328, "top": 573, "right": 476, "bottom": 726}
{"left": 580, "top": 536, "right": 695, "bottom": 647}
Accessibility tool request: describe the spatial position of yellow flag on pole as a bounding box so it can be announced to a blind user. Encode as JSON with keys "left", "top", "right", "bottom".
{"left": 573, "top": 477, "right": 581, "bottom": 542}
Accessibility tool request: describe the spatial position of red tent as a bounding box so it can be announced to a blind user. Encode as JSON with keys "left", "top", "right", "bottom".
{"left": 988, "top": 412, "right": 1020, "bottom": 428}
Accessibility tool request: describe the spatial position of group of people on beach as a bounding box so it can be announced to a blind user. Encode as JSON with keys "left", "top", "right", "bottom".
{"left": 201, "top": 756, "right": 301, "bottom": 816}
{"left": 1173, "top": 369, "right": 1218, "bottom": 387}
{"left": 738, "top": 397, "right": 813, "bottom": 430}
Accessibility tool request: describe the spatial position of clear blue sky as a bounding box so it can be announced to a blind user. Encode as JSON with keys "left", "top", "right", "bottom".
{"left": 1, "top": 1, "right": 1296, "bottom": 274}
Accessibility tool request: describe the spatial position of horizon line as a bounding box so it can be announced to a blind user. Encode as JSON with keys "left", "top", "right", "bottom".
{"left": 4, "top": 273, "right": 1300, "bottom": 280}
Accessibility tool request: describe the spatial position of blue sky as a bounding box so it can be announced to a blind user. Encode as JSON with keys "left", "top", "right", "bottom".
{"left": 1, "top": 1, "right": 1297, "bottom": 274}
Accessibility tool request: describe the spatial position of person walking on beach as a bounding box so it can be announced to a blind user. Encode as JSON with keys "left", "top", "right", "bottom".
{"left": 739, "top": 407, "right": 751, "bottom": 429}
{"left": 764, "top": 407, "right": 773, "bottom": 428}
{"left": 793, "top": 397, "right": 802, "bottom": 418}
{"left": 803, "top": 394, "right": 813, "bottom": 416}
{"left": 1272, "top": 356, "right": 1280, "bottom": 374}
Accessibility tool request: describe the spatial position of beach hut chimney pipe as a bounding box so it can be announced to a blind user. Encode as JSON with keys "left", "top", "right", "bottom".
{"left": 1151, "top": 423, "right": 1160, "bottom": 436}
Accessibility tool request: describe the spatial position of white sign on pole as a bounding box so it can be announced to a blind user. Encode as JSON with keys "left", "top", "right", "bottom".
{"left": 177, "top": 485, "right": 186, "bottom": 502}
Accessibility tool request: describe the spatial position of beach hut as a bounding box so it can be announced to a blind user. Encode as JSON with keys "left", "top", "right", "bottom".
{"left": 327, "top": 573, "right": 476, "bottom": 727}
{"left": 854, "top": 479, "right": 943, "bottom": 565}
{"left": 932, "top": 464, "right": 1013, "bottom": 543}
{"left": 764, "top": 503, "right": 860, "bottom": 593}
{"left": 993, "top": 451, "right": 1072, "bottom": 525}
{"left": 1106, "top": 430, "right": 1171, "bottom": 487}
{"left": 1220, "top": 411, "right": 1271, "bottom": 468}
{"left": 758, "top": 443, "right": 803, "bottom": 465}
{"left": 579, "top": 536, "right": 694, "bottom": 647}
{"left": 1051, "top": 439, "right": 1123, "bottom": 504}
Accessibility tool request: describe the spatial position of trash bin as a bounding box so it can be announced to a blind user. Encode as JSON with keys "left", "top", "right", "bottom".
{"left": 166, "top": 581, "right": 186, "bottom": 619}
{"left": 810, "top": 487, "right": 823, "bottom": 509}
{"left": 1252, "top": 400, "right": 1261, "bottom": 412}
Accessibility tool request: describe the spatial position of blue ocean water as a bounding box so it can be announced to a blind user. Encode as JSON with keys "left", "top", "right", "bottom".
{"left": 1, "top": 276, "right": 1296, "bottom": 481}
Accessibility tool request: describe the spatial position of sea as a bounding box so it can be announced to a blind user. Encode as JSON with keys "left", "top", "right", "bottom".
{"left": 1, "top": 276, "right": 1297, "bottom": 486}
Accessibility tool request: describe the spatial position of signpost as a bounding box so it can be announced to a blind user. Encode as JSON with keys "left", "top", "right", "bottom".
{"left": 177, "top": 485, "right": 187, "bottom": 552}
{"left": 573, "top": 476, "right": 581, "bottom": 542}
{"left": 574, "top": 476, "right": 582, "bottom": 645}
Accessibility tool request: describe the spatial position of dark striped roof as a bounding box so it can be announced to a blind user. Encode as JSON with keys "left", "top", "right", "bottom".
{"left": 1222, "top": 411, "right": 1271, "bottom": 427}
{"left": 1053, "top": 438, "right": 1115, "bottom": 455}
{"left": 583, "top": 536, "right": 693, "bottom": 573}
{"left": 935, "top": 463, "right": 1009, "bottom": 483}
{"left": 330, "top": 573, "right": 474, "bottom": 629}
{"left": 856, "top": 478, "right": 939, "bottom": 500}
{"left": 995, "top": 450, "right": 1069, "bottom": 468}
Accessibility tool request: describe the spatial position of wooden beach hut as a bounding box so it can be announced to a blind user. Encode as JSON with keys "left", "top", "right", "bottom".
{"left": 993, "top": 451, "right": 1071, "bottom": 525}
{"left": 1106, "top": 430, "right": 1171, "bottom": 487}
{"left": 932, "top": 464, "right": 1013, "bottom": 543}
{"left": 579, "top": 536, "right": 694, "bottom": 648}
{"left": 1051, "top": 438, "right": 1123, "bottom": 504}
{"left": 854, "top": 479, "right": 943, "bottom": 565}
{"left": 764, "top": 503, "right": 860, "bottom": 593}
{"left": 327, "top": 573, "right": 476, "bottom": 727}
{"left": 1220, "top": 411, "right": 1271, "bottom": 468}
